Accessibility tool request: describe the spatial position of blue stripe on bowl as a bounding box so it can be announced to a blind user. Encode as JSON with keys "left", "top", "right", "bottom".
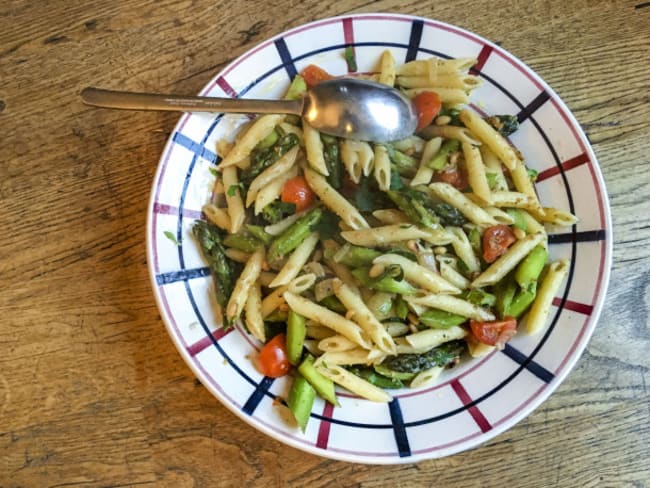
{"left": 501, "top": 344, "right": 555, "bottom": 383}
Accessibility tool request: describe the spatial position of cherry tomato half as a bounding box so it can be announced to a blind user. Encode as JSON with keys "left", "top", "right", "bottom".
{"left": 470, "top": 317, "right": 517, "bottom": 349}
{"left": 482, "top": 224, "right": 516, "bottom": 263}
{"left": 300, "top": 65, "right": 335, "bottom": 88}
{"left": 257, "top": 334, "right": 290, "bottom": 378}
{"left": 412, "top": 91, "right": 442, "bottom": 131}
{"left": 281, "top": 175, "right": 316, "bottom": 212}
{"left": 433, "top": 165, "right": 468, "bottom": 190}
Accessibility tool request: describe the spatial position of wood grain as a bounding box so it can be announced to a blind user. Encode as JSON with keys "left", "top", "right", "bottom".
{"left": 1, "top": 0, "right": 648, "bottom": 486}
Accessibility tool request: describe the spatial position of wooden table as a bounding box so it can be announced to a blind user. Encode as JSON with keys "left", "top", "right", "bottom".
{"left": 1, "top": 1, "right": 648, "bottom": 486}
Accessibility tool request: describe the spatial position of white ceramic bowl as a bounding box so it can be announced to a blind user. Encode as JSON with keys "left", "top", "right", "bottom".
{"left": 146, "top": 13, "right": 612, "bottom": 464}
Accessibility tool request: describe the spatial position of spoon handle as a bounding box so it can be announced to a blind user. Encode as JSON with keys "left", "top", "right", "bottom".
{"left": 80, "top": 87, "right": 304, "bottom": 115}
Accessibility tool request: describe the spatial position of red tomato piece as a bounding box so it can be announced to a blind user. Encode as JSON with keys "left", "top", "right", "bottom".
{"left": 257, "top": 334, "right": 290, "bottom": 378}
{"left": 470, "top": 317, "right": 517, "bottom": 349}
{"left": 433, "top": 165, "right": 468, "bottom": 190}
{"left": 412, "top": 91, "right": 442, "bottom": 131}
{"left": 482, "top": 225, "right": 516, "bottom": 263}
{"left": 281, "top": 175, "right": 316, "bottom": 212}
{"left": 300, "top": 65, "right": 335, "bottom": 88}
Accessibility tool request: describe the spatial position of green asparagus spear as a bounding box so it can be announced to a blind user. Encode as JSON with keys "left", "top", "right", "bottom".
{"left": 223, "top": 233, "right": 264, "bottom": 253}
{"left": 325, "top": 244, "right": 381, "bottom": 267}
{"left": 515, "top": 245, "right": 548, "bottom": 287}
{"left": 386, "top": 146, "right": 418, "bottom": 177}
{"left": 347, "top": 366, "right": 404, "bottom": 389}
{"left": 386, "top": 190, "right": 438, "bottom": 228}
{"left": 506, "top": 208, "right": 527, "bottom": 231}
{"left": 318, "top": 295, "right": 347, "bottom": 314}
{"left": 255, "top": 129, "right": 279, "bottom": 149}
{"left": 245, "top": 224, "right": 274, "bottom": 245}
{"left": 351, "top": 267, "right": 418, "bottom": 295}
{"left": 242, "top": 132, "right": 300, "bottom": 187}
{"left": 267, "top": 207, "right": 323, "bottom": 264}
{"left": 261, "top": 201, "right": 296, "bottom": 224}
{"left": 427, "top": 139, "right": 460, "bottom": 170}
{"left": 287, "top": 373, "right": 316, "bottom": 432}
{"left": 192, "top": 221, "right": 235, "bottom": 324}
{"left": 495, "top": 275, "right": 517, "bottom": 319}
{"left": 460, "top": 288, "right": 496, "bottom": 307}
{"left": 380, "top": 340, "right": 466, "bottom": 373}
{"left": 285, "top": 74, "right": 307, "bottom": 100}
{"left": 507, "top": 282, "right": 537, "bottom": 318}
{"left": 286, "top": 310, "right": 306, "bottom": 366}
{"left": 419, "top": 309, "right": 467, "bottom": 329}
{"left": 298, "top": 355, "right": 339, "bottom": 406}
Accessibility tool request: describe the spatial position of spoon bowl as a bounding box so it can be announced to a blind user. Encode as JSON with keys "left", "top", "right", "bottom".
{"left": 81, "top": 78, "right": 417, "bottom": 143}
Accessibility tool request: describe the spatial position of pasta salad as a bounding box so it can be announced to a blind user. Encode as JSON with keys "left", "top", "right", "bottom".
{"left": 192, "top": 50, "right": 576, "bottom": 431}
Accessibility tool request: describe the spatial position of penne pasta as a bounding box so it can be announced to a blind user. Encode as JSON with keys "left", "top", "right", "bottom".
{"left": 202, "top": 203, "right": 231, "bottom": 231}
{"left": 254, "top": 165, "right": 298, "bottom": 215}
{"left": 411, "top": 136, "right": 442, "bottom": 186}
{"left": 471, "top": 232, "right": 546, "bottom": 288}
{"left": 409, "top": 366, "right": 444, "bottom": 388}
{"left": 245, "top": 283, "right": 265, "bottom": 342}
{"left": 373, "top": 144, "right": 391, "bottom": 191}
{"left": 463, "top": 141, "right": 492, "bottom": 205}
{"left": 371, "top": 209, "right": 411, "bottom": 225}
{"left": 269, "top": 232, "right": 319, "bottom": 287}
{"left": 403, "top": 87, "right": 469, "bottom": 105}
{"left": 537, "top": 207, "right": 579, "bottom": 226}
{"left": 378, "top": 49, "right": 396, "bottom": 86}
{"left": 373, "top": 253, "right": 461, "bottom": 294}
{"left": 222, "top": 166, "right": 246, "bottom": 233}
{"left": 428, "top": 182, "right": 498, "bottom": 228}
{"left": 480, "top": 145, "right": 509, "bottom": 191}
{"left": 219, "top": 114, "right": 284, "bottom": 168}
{"left": 283, "top": 292, "right": 373, "bottom": 349}
{"left": 459, "top": 109, "right": 519, "bottom": 171}
{"left": 318, "top": 335, "right": 358, "bottom": 353}
{"left": 226, "top": 247, "right": 265, "bottom": 322}
{"left": 315, "top": 362, "right": 392, "bottom": 402}
{"left": 246, "top": 145, "right": 299, "bottom": 207}
{"left": 404, "top": 325, "right": 468, "bottom": 350}
{"left": 419, "top": 125, "right": 482, "bottom": 146}
{"left": 302, "top": 121, "right": 329, "bottom": 175}
{"left": 332, "top": 279, "right": 397, "bottom": 354}
{"left": 526, "top": 259, "right": 570, "bottom": 335}
{"left": 304, "top": 167, "right": 369, "bottom": 229}
{"left": 406, "top": 294, "right": 495, "bottom": 321}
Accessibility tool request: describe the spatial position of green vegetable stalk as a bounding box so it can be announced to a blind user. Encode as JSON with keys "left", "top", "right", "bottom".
{"left": 223, "top": 233, "right": 263, "bottom": 253}
{"left": 427, "top": 139, "right": 460, "bottom": 170}
{"left": 287, "top": 373, "right": 316, "bottom": 432}
{"left": 380, "top": 340, "right": 466, "bottom": 373}
{"left": 298, "top": 355, "right": 339, "bottom": 406}
{"left": 419, "top": 309, "right": 467, "bottom": 329}
{"left": 267, "top": 207, "right": 323, "bottom": 264}
{"left": 351, "top": 267, "right": 417, "bottom": 295}
{"left": 286, "top": 310, "right": 306, "bottom": 366}
{"left": 192, "top": 221, "right": 235, "bottom": 325}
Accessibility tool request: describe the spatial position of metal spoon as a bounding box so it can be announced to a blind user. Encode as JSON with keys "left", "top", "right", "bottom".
{"left": 80, "top": 78, "right": 417, "bottom": 143}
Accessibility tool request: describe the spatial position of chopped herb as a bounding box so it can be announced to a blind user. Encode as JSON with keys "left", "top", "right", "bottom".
{"left": 484, "top": 115, "right": 520, "bottom": 136}
{"left": 227, "top": 182, "right": 244, "bottom": 197}
{"left": 208, "top": 167, "right": 220, "bottom": 178}
{"left": 164, "top": 231, "right": 179, "bottom": 246}
{"left": 527, "top": 167, "right": 539, "bottom": 182}
{"left": 310, "top": 209, "right": 340, "bottom": 240}
{"left": 354, "top": 176, "right": 390, "bottom": 212}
